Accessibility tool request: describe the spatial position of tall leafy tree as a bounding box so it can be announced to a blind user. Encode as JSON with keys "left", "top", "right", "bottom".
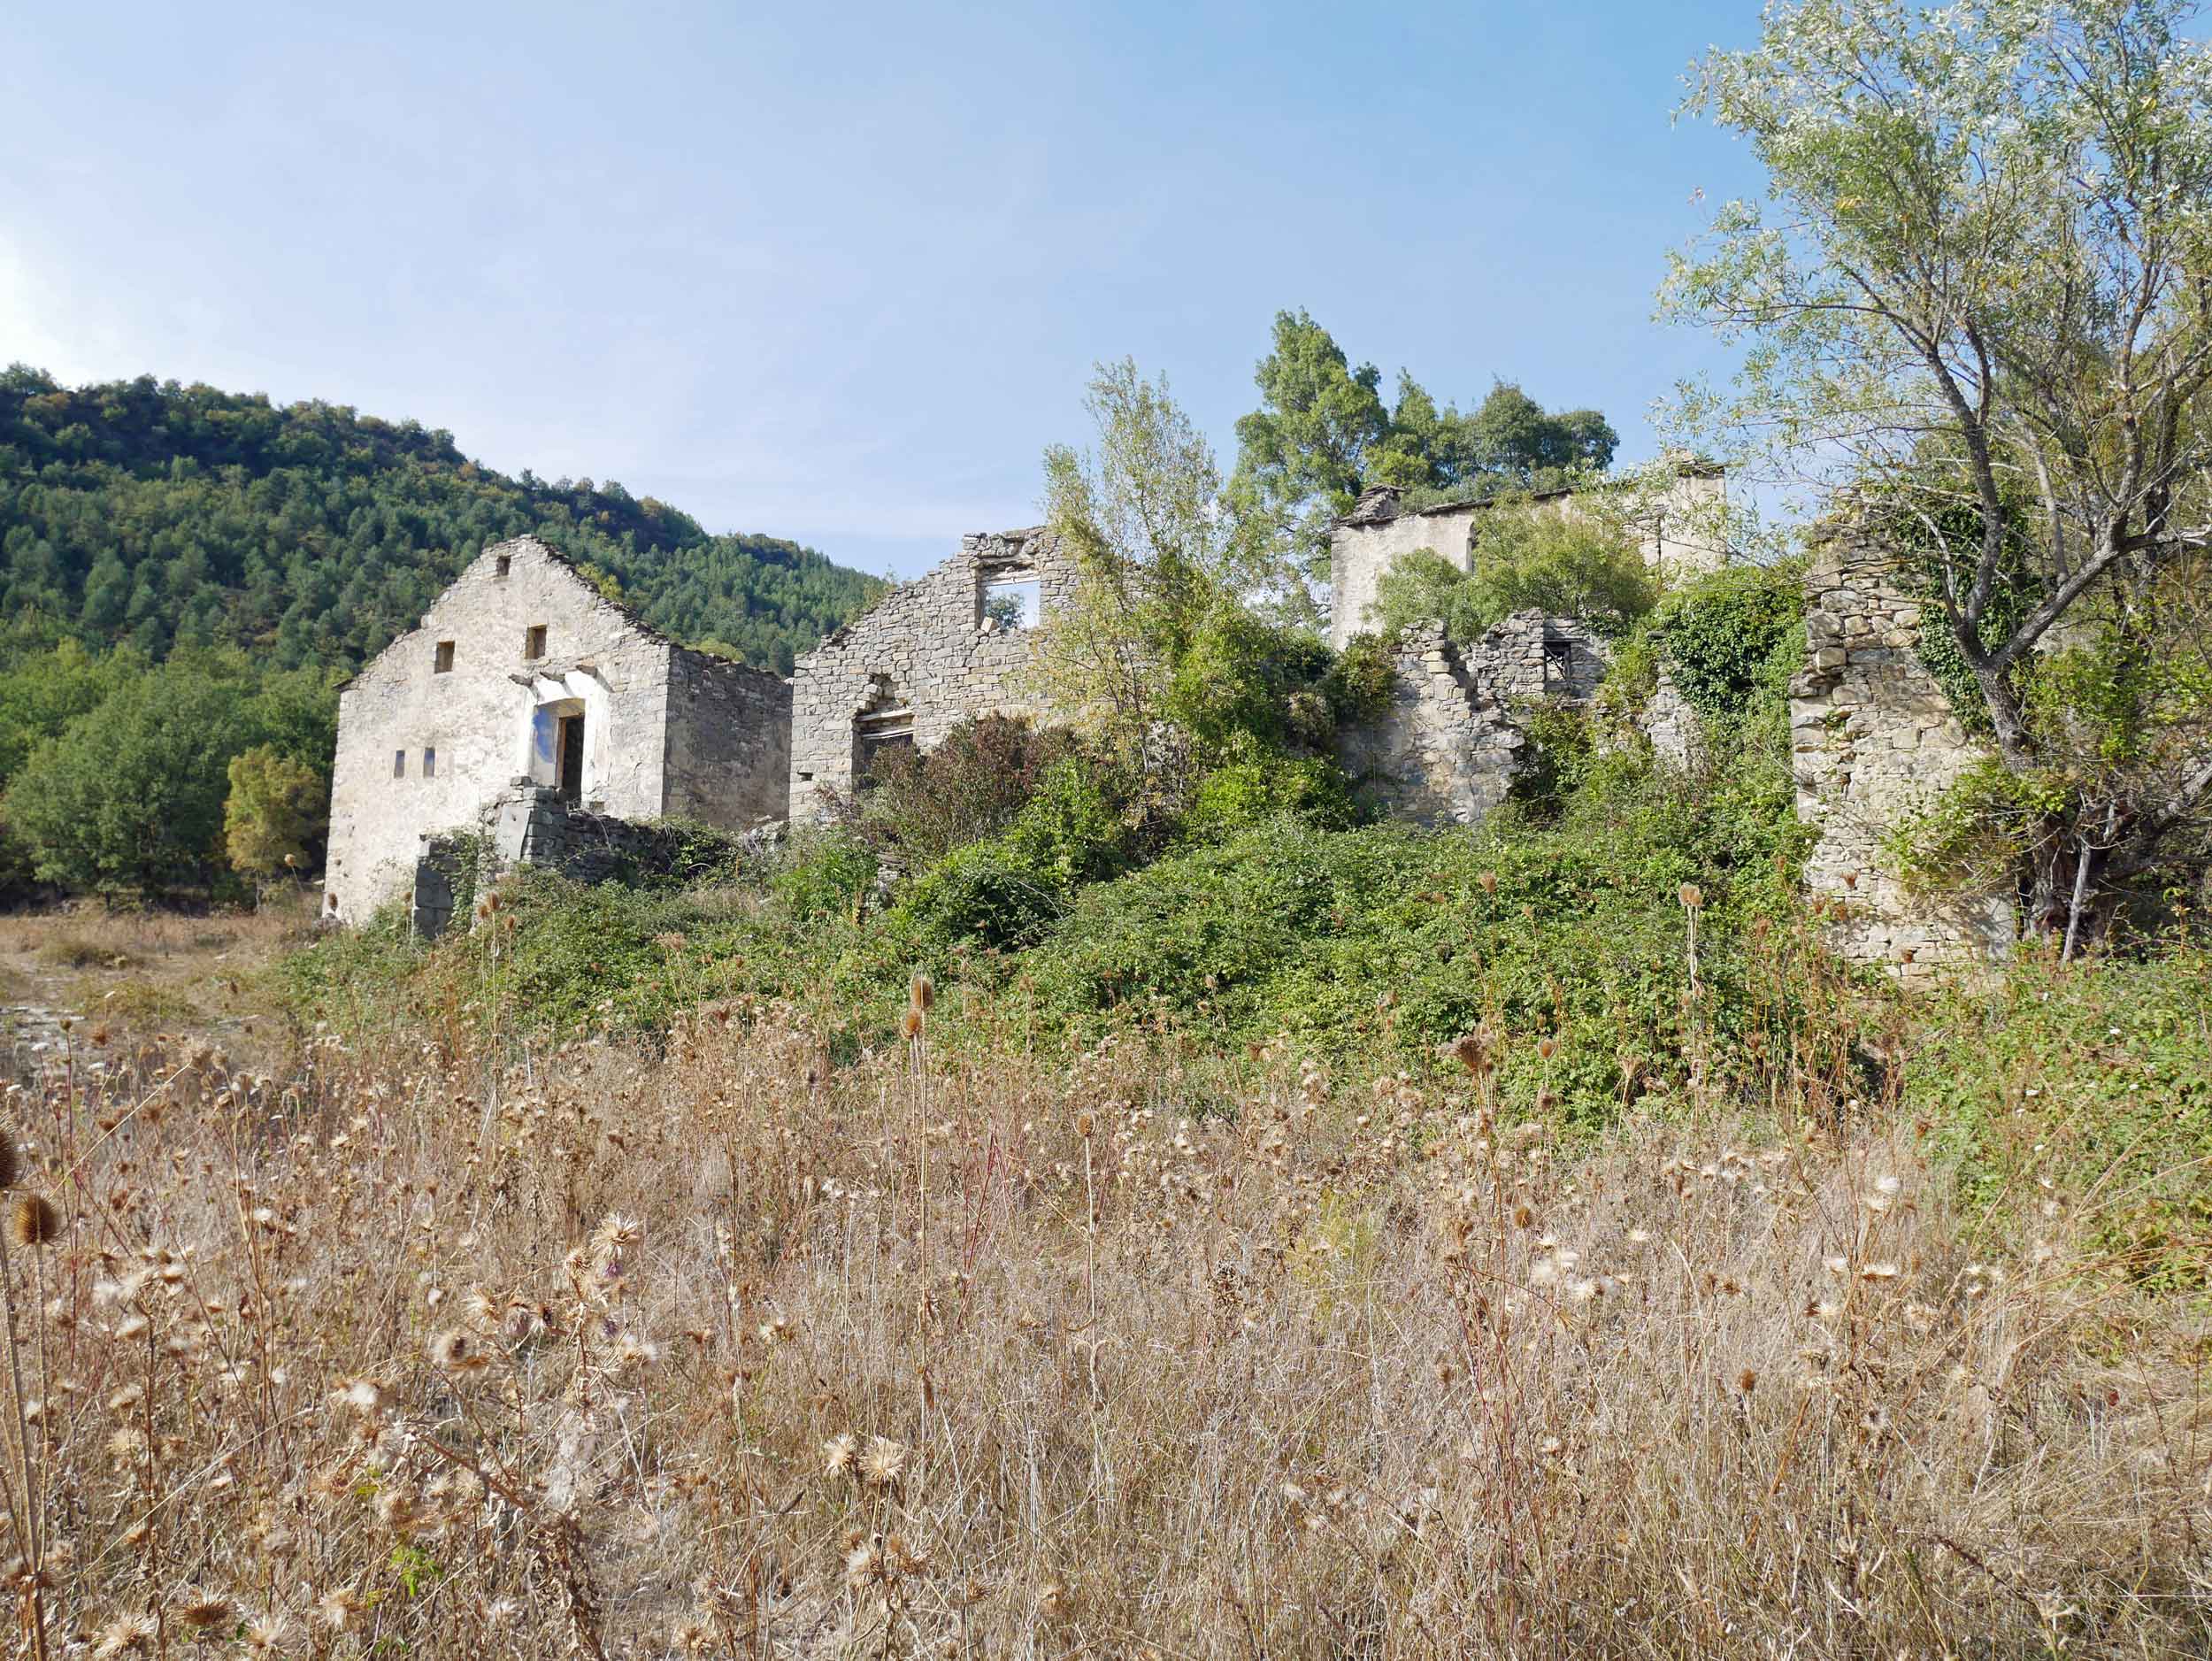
{"left": 6, "top": 662, "right": 262, "bottom": 896}
{"left": 1667, "top": 0, "right": 2212, "bottom": 949}
{"left": 1038, "top": 360, "right": 1332, "bottom": 798}
{"left": 1231, "top": 311, "right": 1617, "bottom": 597}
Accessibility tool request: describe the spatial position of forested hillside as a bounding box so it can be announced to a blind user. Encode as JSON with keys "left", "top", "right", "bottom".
{"left": 0, "top": 365, "right": 881, "bottom": 676}
{"left": 0, "top": 365, "right": 885, "bottom": 898}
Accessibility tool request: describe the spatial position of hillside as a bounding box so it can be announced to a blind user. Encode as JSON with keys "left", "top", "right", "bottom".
{"left": 0, "top": 365, "right": 883, "bottom": 676}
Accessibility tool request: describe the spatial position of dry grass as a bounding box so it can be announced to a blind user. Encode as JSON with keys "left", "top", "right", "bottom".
{"left": 1, "top": 985, "right": 2206, "bottom": 1659}
{"left": 2, "top": 903, "right": 313, "bottom": 1072}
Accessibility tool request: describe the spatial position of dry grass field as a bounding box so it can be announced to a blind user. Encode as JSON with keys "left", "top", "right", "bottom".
{"left": 0, "top": 939, "right": 2204, "bottom": 1658}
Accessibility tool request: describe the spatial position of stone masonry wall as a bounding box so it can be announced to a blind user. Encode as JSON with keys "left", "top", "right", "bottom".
{"left": 329, "top": 535, "right": 793, "bottom": 924}
{"left": 327, "top": 536, "right": 677, "bottom": 921}
{"left": 663, "top": 646, "right": 791, "bottom": 829}
{"left": 789, "top": 527, "right": 1078, "bottom": 819}
{"left": 1328, "top": 466, "right": 1727, "bottom": 650}
{"left": 411, "top": 784, "right": 736, "bottom": 938}
{"left": 1336, "top": 611, "right": 1607, "bottom": 826}
{"left": 1642, "top": 666, "right": 1704, "bottom": 773}
{"left": 1790, "top": 524, "right": 2014, "bottom": 980}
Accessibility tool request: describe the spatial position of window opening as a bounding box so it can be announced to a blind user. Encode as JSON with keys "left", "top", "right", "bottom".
{"left": 422, "top": 747, "right": 437, "bottom": 779}
{"left": 392, "top": 750, "right": 406, "bottom": 779}
{"left": 979, "top": 575, "right": 1041, "bottom": 632}
{"left": 855, "top": 704, "right": 916, "bottom": 792}
{"left": 495, "top": 554, "right": 512, "bottom": 579}
{"left": 525, "top": 625, "right": 548, "bottom": 660}
{"left": 434, "top": 640, "right": 455, "bottom": 673}
{"left": 1542, "top": 636, "right": 1574, "bottom": 694}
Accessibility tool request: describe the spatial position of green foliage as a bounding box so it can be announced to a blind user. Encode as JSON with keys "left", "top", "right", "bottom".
{"left": 1666, "top": 0, "right": 2212, "bottom": 937}
{"left": 1645, "top": 560, "right": 1806, "bottom": 726}
{"left": 1183, "top": 755, "right": 1360, "bottom": 844}
{"left": 1017, "top": 776, "right": 1813, "bottom": 1121}
{"left": 768, "top": 827, "right": 879, "bottom": 922}
{"left": 1886, "top": 757, "right": 2069, "bottom": 900}
{"left": 0, "top": 639, "right": 142, "bottom": 784}
{"left": 1364, "top": 501, "right": 1657, "bottom": 645}
{"left": 610, "top": 819, "right": 747, "bottom": 889}
{"left": 1230, "top": 311, "right": 1617, "bottom": 585}
{"left": 891, "top": 759, "right": 1134, "bottom": 952}
{"left": 224, "top": 744, "right": 326, "bottom": 879}
{"left": 1319, "top": 633, "right": 1398, "bottom": 725}
{"left": 1162, "top": 605, "right": 1337, "bottom": 758}
{"left": 4, "top": 657, "right": 291, "bottom": 896}
{"left": 0, "top": 366, "right": 880, "bottom": 678}
{"left": 1909, "top": 943, "right": 2212, "bottom": 1288}
{"left": 1865, "top": 488, "right": 2041, "bottom": 737}
{"left": 854, "top": 715, "right": 1079, "bottom": 869}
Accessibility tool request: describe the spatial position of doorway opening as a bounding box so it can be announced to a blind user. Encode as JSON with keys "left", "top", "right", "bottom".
{"left": 556, "top": 711, "right": 586, "bottom": 803}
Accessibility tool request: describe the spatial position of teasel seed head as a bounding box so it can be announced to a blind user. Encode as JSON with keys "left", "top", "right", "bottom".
{"left": 9, "top": 1194, "right": 61, "bottom": 1249}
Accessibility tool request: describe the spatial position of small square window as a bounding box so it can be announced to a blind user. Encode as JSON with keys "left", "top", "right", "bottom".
{"left": 434, "top": 640, "right": 455, "bottom": 673}
{"left": 422, "top": 747, "right": 437, "bottom": 779}
{"left": 393, "top": 750, "right": 406, "bottom": 779}
{"left": 525, "top": 625, "right": 547, "bottom": 660}
{"left": 495, "top": 555, "right": 512, "bottom": 579}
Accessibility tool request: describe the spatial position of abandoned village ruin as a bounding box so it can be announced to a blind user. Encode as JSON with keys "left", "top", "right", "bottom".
{"left": 324, "top": 536, "right": 788, "bottom": 924}
{"left": 326, "top": 472, "right": 2012, "bottom": 979}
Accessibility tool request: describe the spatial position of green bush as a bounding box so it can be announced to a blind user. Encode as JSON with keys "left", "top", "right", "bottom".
{"left": 1184, "top": 755, "right": 1360, "bottom": 843}
{"left": 856, "top": 715, "right": 1079, "bottom": 868}
{"left": 890, "top": 758, "right": 1133, "bottom": 952}
{"left": 769, "top": 827, "right": 879, "bottom": 920}
{"left": 1909, "top": 943, "right": 2212, "bottom": 1288}
{"left": 892, "top": 841, "right": 1072, "bottom": 953}
{"left": 1321, "top": 633, "right": 1398, "bottom": 724}
{"left": 1018, "top": 778, "right": 1824, "bottom": 1122}
{"left": 1647, "top": 560, "right": 1806, "bottom": 726}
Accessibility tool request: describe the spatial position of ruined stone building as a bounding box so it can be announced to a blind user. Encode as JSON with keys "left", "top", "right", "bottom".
{"left": 1318, "top": 466, "right": 1726, "bottom": 824}
{"left": 787, "top": 527, "right": 1074, "bottom": 820}
{"left": 1335, "top": 611, "right": 1611, "bottom": 826}
{"left": 1326, "top": 465, "right": 1728, "bottom": 650}
{"left": 325, "top": 535, "right": 789, "bottom": 922}
{"left": 1789, "top": 522, "right": 2016, "bottom": 981}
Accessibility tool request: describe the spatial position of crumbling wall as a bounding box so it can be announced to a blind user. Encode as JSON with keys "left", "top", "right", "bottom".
{"left": 1336, "top": 611, "right": 1607, "bottom": 826}
{"left": 1790, "top": 524, "right": 2014, "bottom": 980}
{"left": 789, "top": 528, "right": 1079, "bottom": 819}
{"left": 412, "top": 784, "right": 751, "bottom": 938}
{"left": 1327, "top": 466, "right": 1728, "bottom": 650}
{"left": 1642, "top": 667, "right": 1704, "bottom": 772}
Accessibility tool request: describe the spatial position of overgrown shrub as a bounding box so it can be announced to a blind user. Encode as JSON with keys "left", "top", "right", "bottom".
{"left": 1645, "top": 559, "right": 1806, "bottom": 726}
{"left": 769, "top": 827, "right": 878, "bottom": 921}
{"left": 853, "top": 714, "right": 1079, "bottom": 867}
{"left": 1183, "top": 754, "right": 1361, "bottom": 843}
{"left": 1909, "top": 940, "right": 2212, "bottom": 1288}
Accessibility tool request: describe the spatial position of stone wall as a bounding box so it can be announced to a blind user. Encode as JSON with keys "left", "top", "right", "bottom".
{"left": 1336, "top": 611, "right": 1607, "bottom": 826}
{"left": 1790, "top": 524, "right": 2014, "bottom": 980}
{"left": 327, "top": 535, "right": 789, "bottom": 923}
{"left": 788, "top": 527, "right": 1079, "bottom": 819}
{"left": 412, "top": 784, "right": 741, "bottom": 938}
{"left": 664, "top": 645, "right": 791, "bottom": 828}
{"left": 1327, "top": 465, "right": 1727, "bottom": 649}
{"left": 1642, "top": 666, "right": 1704, "bottom": 773}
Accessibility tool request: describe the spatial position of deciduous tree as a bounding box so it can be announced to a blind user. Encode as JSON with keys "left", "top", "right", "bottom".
{"left": 1667, "top": 0, "right": 2212, "bottom": 948}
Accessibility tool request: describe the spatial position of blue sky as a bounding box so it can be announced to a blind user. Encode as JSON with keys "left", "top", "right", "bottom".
{"left": 1, "top": 0, "right": 1770, "bottom": 580}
